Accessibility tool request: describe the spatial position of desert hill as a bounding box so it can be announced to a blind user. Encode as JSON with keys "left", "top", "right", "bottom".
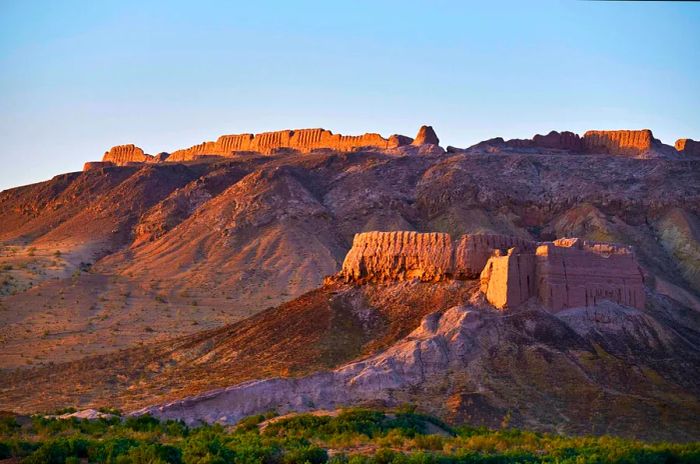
{"left": 0, "top": 125, "right": 699, "bottom": 440}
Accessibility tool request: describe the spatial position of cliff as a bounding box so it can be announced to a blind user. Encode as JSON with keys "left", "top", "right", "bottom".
{"left": 168, "top": 128, "right": 416, "bottom": 161}
{"left": 102, "top": 144, "right": 150, "bottom": 165}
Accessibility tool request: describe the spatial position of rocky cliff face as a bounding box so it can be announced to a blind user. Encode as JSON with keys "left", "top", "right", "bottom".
{"left": 102, "top": 144, "right": 150, "bottom": 165}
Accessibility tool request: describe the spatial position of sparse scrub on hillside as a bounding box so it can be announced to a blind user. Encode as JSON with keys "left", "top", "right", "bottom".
{"left": 0, "top": 408, "right": 698, "bottom": 463}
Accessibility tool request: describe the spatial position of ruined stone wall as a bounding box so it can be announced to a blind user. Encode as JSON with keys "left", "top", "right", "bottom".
{"left": 532, "top": 131, "right": 583, "bottom": 151}
{"left": 339, "top": 231, "right": 453, "bottom": 283}
{"left": 169, "top": 128, "right": 413, "bottom": 161}
{"left": 582, "top": 130, "right": 654, "bottom": 157}
{"left": 535, "top": 240, "right": 645, "bottom": 311}
{"left": 102, "top": 144, "right": 150, "bottom": 165}
{"left": 454, "top": 234, "right": 536, "bottom": 278}
{"left": 479, "top": 249, "right": 536, "bottom": 309}
{"left": 83, "top": 161, "right": 115, "bottom": 171}
{"left": 339, "top": 231, "right": 645, "bottom": 312}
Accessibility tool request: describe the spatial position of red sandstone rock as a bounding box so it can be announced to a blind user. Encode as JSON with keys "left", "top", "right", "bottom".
{"left": 675, "top": 139, "right": 700, "bottom": 156}
{"left": 582, "top": 130, "right": 654, "bottom": 157}
{"left": 102, "top": 144, "right": 150, "bottom": 165}
{"left": 82, "top": 161, "right": 115, "bottom": 171}
{"left": 412, "top": 125, "right": 440, "bottom": 146}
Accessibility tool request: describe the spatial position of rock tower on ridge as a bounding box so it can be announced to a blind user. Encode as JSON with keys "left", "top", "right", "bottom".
{"left": 412, "top": 125, "right": 440, "bottom": 146}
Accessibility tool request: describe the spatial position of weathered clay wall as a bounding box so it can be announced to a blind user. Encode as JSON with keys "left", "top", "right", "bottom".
{"left": 169, "top": 128, "right": 414, "bottom": 161}
{"left": 532, "top": 131, "right": 583, "bottom": 151}
{"left": 102, "top": 144, "right": 150, "bottom": 165}
{"left": 536, "top": 239, "right": 645, "bottom": 311}
{"left": 582, "top": 130, "right": 654, "bottom": 157}
{"left": 479, "top": 238, "right": 645, "bottom": 311}
{"left": 339, "top": 231, "right": 453, "bottom": 283}
{"left": 453, "top": 234, "right": 536, "bottom": 278}
{"left": 479, "top": 248, "right": 536, "bottom": 309}
{"left": 341, "top": 231, "right": 645, "bottom": 312}
{"left": 675, "top": 138, "right": 700, "bottom": 157}
{"left": 83, "top": 161, "right": 115, "bottom": 171}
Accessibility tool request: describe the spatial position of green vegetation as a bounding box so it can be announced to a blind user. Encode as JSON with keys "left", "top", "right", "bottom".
{"left": 0, "top": 408, "right": 698, "bottom": 463}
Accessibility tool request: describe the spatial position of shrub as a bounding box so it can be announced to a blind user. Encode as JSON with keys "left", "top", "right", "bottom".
{"left": 0, "top": 441, "right": 10, "bottom": 459}
{"left": 282, "top": 444, "right": 328, "bottom": 464}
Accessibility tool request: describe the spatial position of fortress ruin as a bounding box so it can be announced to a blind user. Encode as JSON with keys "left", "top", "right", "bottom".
{"left": 338, "top": 231, "right": 645, "bottom": 312}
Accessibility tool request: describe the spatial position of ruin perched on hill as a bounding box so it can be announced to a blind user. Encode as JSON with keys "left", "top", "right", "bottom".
{"left": 85, "top": 125, "right": 700, "bottom": 169}
{"left": 336, "top": 231, "right": 645, "bottom": 312}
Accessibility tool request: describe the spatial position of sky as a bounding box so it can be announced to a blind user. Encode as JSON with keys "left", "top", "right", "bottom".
{"left": 0, "top": 0, "right": 698, "bottom": 191}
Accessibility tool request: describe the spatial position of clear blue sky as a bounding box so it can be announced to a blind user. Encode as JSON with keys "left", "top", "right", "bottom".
{"left": 1, "top": 0, "right": 698, "bottom": 191}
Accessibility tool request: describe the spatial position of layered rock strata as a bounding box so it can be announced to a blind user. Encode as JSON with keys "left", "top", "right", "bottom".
{"left": 479, "top": 238, "right": 645, "bottom": 311}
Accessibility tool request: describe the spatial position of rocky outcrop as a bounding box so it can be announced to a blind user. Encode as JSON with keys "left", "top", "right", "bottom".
{"left": 412, "top": 125, "right": 440, "bottom": 146}
{"left": 675, "top": 138, "right": 700, "bottom": 157}
{"left": 102, "top": 144, "right": 150, "bottom": 165}
{"left": 582, "top": 130, "right": 655, "bottom": 157}
{"left": 480, "top": 238, "right": 646, "bottom": 311}
{"left": 169, "top": 128, "right": 415, "bottom": 161}
{"left": 82, "top": 161, "right": 115, "bottom": 171}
